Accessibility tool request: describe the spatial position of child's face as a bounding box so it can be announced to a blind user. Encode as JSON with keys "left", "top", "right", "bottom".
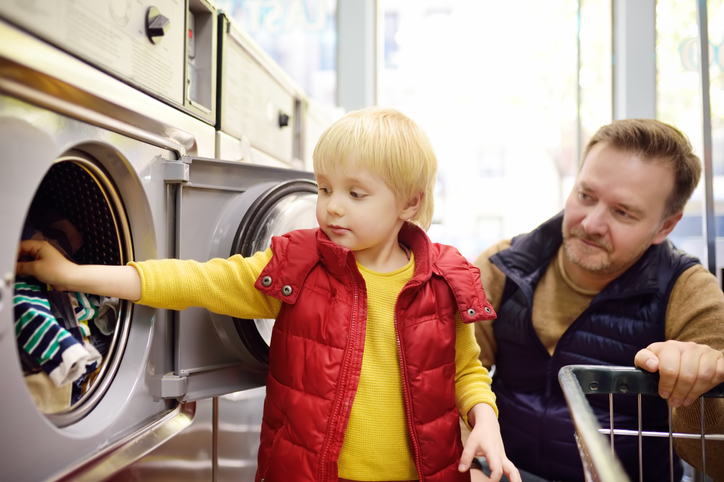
{"left": 315, "top": 164, "right": 409, "bottom": 262}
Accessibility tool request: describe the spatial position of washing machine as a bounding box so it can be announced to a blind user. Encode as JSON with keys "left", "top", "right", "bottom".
{"left": 0, "top": 2, "right": 320, "bottom": 481}
{"left": 0, "top": 19, "right": 204, "bottom": 482}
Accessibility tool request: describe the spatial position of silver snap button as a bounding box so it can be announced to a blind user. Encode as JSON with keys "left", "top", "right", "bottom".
{"left": 484, "top": 306, "right": 492, "bottom": 314}
{"left": 262, "top": 276, "right": 272, "bottom": 287}
{"left": 282, "top": 285, "right": 293, "bottom": 296}
{"left": 467, "top": 308, "right": 475, "bottom": 316}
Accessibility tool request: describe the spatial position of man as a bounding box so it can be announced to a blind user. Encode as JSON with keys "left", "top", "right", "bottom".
{"left": 470, "top": 119, "right": 724, "bottom": 481}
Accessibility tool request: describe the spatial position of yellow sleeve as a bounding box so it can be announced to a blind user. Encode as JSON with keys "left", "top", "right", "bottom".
{"left": 129, "top": 248, "right": 282, "bottom": 319}
{"left": 455, "top": 312, "right": 497, "bottom": 429}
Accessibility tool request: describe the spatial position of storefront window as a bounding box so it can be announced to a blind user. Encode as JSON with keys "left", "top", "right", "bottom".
{"left": 216, "top": 0, "right": 338, "bottom": 107}
{"left": 658, "top": 0, "right": 724, "bottom": 269}
{"left": 379, "top": 0, "right": 583, "bottom": 259}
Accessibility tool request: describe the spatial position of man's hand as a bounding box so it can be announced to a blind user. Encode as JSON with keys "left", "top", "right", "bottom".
{"left": 459, "top": 403, "right": 521, "bottom": 482}
{"left": 635, "top": 340, "right": 724, "bottom": 407}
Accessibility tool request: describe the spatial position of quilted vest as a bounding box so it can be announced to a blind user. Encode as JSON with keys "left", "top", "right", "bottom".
{"left": 490, "top": 212, "right": 698, "bottom": 482}
{"left": 253, "top": 223, "right": 496, "bottom": 482}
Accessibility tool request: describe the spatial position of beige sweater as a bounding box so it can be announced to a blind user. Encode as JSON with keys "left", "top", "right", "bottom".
{"left": 473, "top": 239, "right": 724, "bottom": 481}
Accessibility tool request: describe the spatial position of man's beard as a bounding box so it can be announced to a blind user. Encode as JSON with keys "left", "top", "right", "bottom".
{"left": 563, "top": 226, "right": 614, "bottom": 274}
{"left": 563, "top": 226, "right": 649, "bottom": 276}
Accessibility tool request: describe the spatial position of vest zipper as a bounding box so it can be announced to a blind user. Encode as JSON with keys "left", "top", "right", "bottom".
{"left": 395, "top": 283, "right": 424, "bottom": 480}
{"left": 318, "top": 266, "right": 360, "bottom": 481}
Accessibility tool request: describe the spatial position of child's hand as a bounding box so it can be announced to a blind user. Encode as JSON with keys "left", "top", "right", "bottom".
{"left": 16, "top": 239, "right": 78, "bottom": 291}
{"left": 16, "top": 239, "right": 141, "bottom": 300}
{"left": 459, "top": 403, "right": 521, "bottom": 482}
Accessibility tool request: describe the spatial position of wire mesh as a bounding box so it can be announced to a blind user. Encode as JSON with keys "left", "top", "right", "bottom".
{"left": 559, "top": 365, "right": 724, "bottom": 482}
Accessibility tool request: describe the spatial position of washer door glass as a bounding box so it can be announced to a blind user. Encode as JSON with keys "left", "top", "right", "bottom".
{"left": 232, "top": 181, "right": 318, "bottom": 364}
{"left": 15, "top": 156, "right": 131, "bottom": 427}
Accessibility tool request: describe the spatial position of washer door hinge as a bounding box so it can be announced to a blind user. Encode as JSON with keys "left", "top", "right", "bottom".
{"left": 160, "top": 372, "right": 189, "bottom": 399}
{"left": 163, "top": 158, "right": 190, "bottom": 183}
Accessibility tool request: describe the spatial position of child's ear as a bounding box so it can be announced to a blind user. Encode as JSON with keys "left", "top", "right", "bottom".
{"left": 400, "top": 193, "right": 423, "bottom": 221}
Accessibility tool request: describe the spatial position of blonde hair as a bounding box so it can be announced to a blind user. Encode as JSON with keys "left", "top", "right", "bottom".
{"left": 313, "top": 107, "right": 437, "bottom": 230}
{"left": 582, "top": 119, "right": 701, "bottom": 217}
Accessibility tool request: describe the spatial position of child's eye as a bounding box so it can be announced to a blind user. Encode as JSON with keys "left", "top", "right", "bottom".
{"left": 318, "top": 187, "right": 331, "bottom": 195}
{"left": 350, "top": 191, "right": 364, "bottom": 199}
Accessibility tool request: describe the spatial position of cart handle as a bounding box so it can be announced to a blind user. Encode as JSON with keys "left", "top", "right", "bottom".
{"left": 561, "top": 365, "right": 724, "bottom": 397}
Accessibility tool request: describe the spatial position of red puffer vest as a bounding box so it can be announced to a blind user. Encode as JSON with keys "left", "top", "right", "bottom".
{"left": 253, "top": 223, "right": 496, "bottom": 482}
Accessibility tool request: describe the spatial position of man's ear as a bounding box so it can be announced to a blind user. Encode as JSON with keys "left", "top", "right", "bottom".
{"left": 400, "top": 193, "right": 423, "bottom": 221}
{"left": 652, "top": 211, "right": 683, "bottom": 245}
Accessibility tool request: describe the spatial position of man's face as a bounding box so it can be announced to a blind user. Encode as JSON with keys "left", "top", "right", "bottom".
{"left": 562, "top": 142, "right": 680, "bottom": 279}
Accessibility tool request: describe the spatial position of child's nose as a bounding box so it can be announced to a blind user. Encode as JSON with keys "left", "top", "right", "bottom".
{"left": 326, "top": 195, "right": 344, "bottom": 216}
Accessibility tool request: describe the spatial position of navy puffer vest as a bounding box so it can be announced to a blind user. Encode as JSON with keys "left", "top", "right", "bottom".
{"left": 490, "top": 212, "right": 698, "bottom": 482}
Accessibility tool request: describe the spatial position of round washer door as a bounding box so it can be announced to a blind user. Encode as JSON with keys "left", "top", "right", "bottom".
{"left": 232, "top": 179, "right": 318, "bottom": 364}
{"left": 15, "top": 154, "right": 132, "bottom": 427}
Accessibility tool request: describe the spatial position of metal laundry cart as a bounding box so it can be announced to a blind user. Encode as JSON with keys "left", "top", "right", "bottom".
{"left": 558, "top": 365, "right": 724, "bottom": 482}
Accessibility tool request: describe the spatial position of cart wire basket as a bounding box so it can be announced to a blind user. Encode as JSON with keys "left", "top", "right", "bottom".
{"left": 558, "top": 365, "right": 724, "bottom": 482}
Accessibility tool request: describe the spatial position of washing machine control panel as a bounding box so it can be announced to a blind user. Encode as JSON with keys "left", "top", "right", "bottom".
{"left": 0, "top": 0, "right": 186, "bottom": 107}
{"left": 219, "top": 14, "right": 298, "bottom": 165}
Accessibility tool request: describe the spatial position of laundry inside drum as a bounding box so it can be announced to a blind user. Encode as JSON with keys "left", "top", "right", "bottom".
{"left": 14, "top": 158, "right": 131, "bottom": 424}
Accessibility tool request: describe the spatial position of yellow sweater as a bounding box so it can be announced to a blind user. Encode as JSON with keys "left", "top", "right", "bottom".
{"left": 131, "top": 248, "right": 496, "bottom": 481}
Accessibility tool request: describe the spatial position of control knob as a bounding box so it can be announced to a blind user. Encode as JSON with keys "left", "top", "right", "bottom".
{"left": 146, "top": 7, "right": 170, "bottom": 44}
{"left": 279, "top": 112, "right": 290, "bottom": 128}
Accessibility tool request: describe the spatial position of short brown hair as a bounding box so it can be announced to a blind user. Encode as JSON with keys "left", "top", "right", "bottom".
{"left": 582, "top": 119, "right": 701, "bottom": 217}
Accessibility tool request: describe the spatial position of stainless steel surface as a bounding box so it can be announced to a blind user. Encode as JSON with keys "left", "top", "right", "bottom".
{"left": 105, "top": 399, "right": 214, "bottom": 482}
{"left": 107, "top": 389, "right": 267, "bottom": 481}
{"left": 217, "top": 388, "right": 266, "bottom": 481}
{"left": 54, "top": 402, "right": 197, "bottom": 482}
